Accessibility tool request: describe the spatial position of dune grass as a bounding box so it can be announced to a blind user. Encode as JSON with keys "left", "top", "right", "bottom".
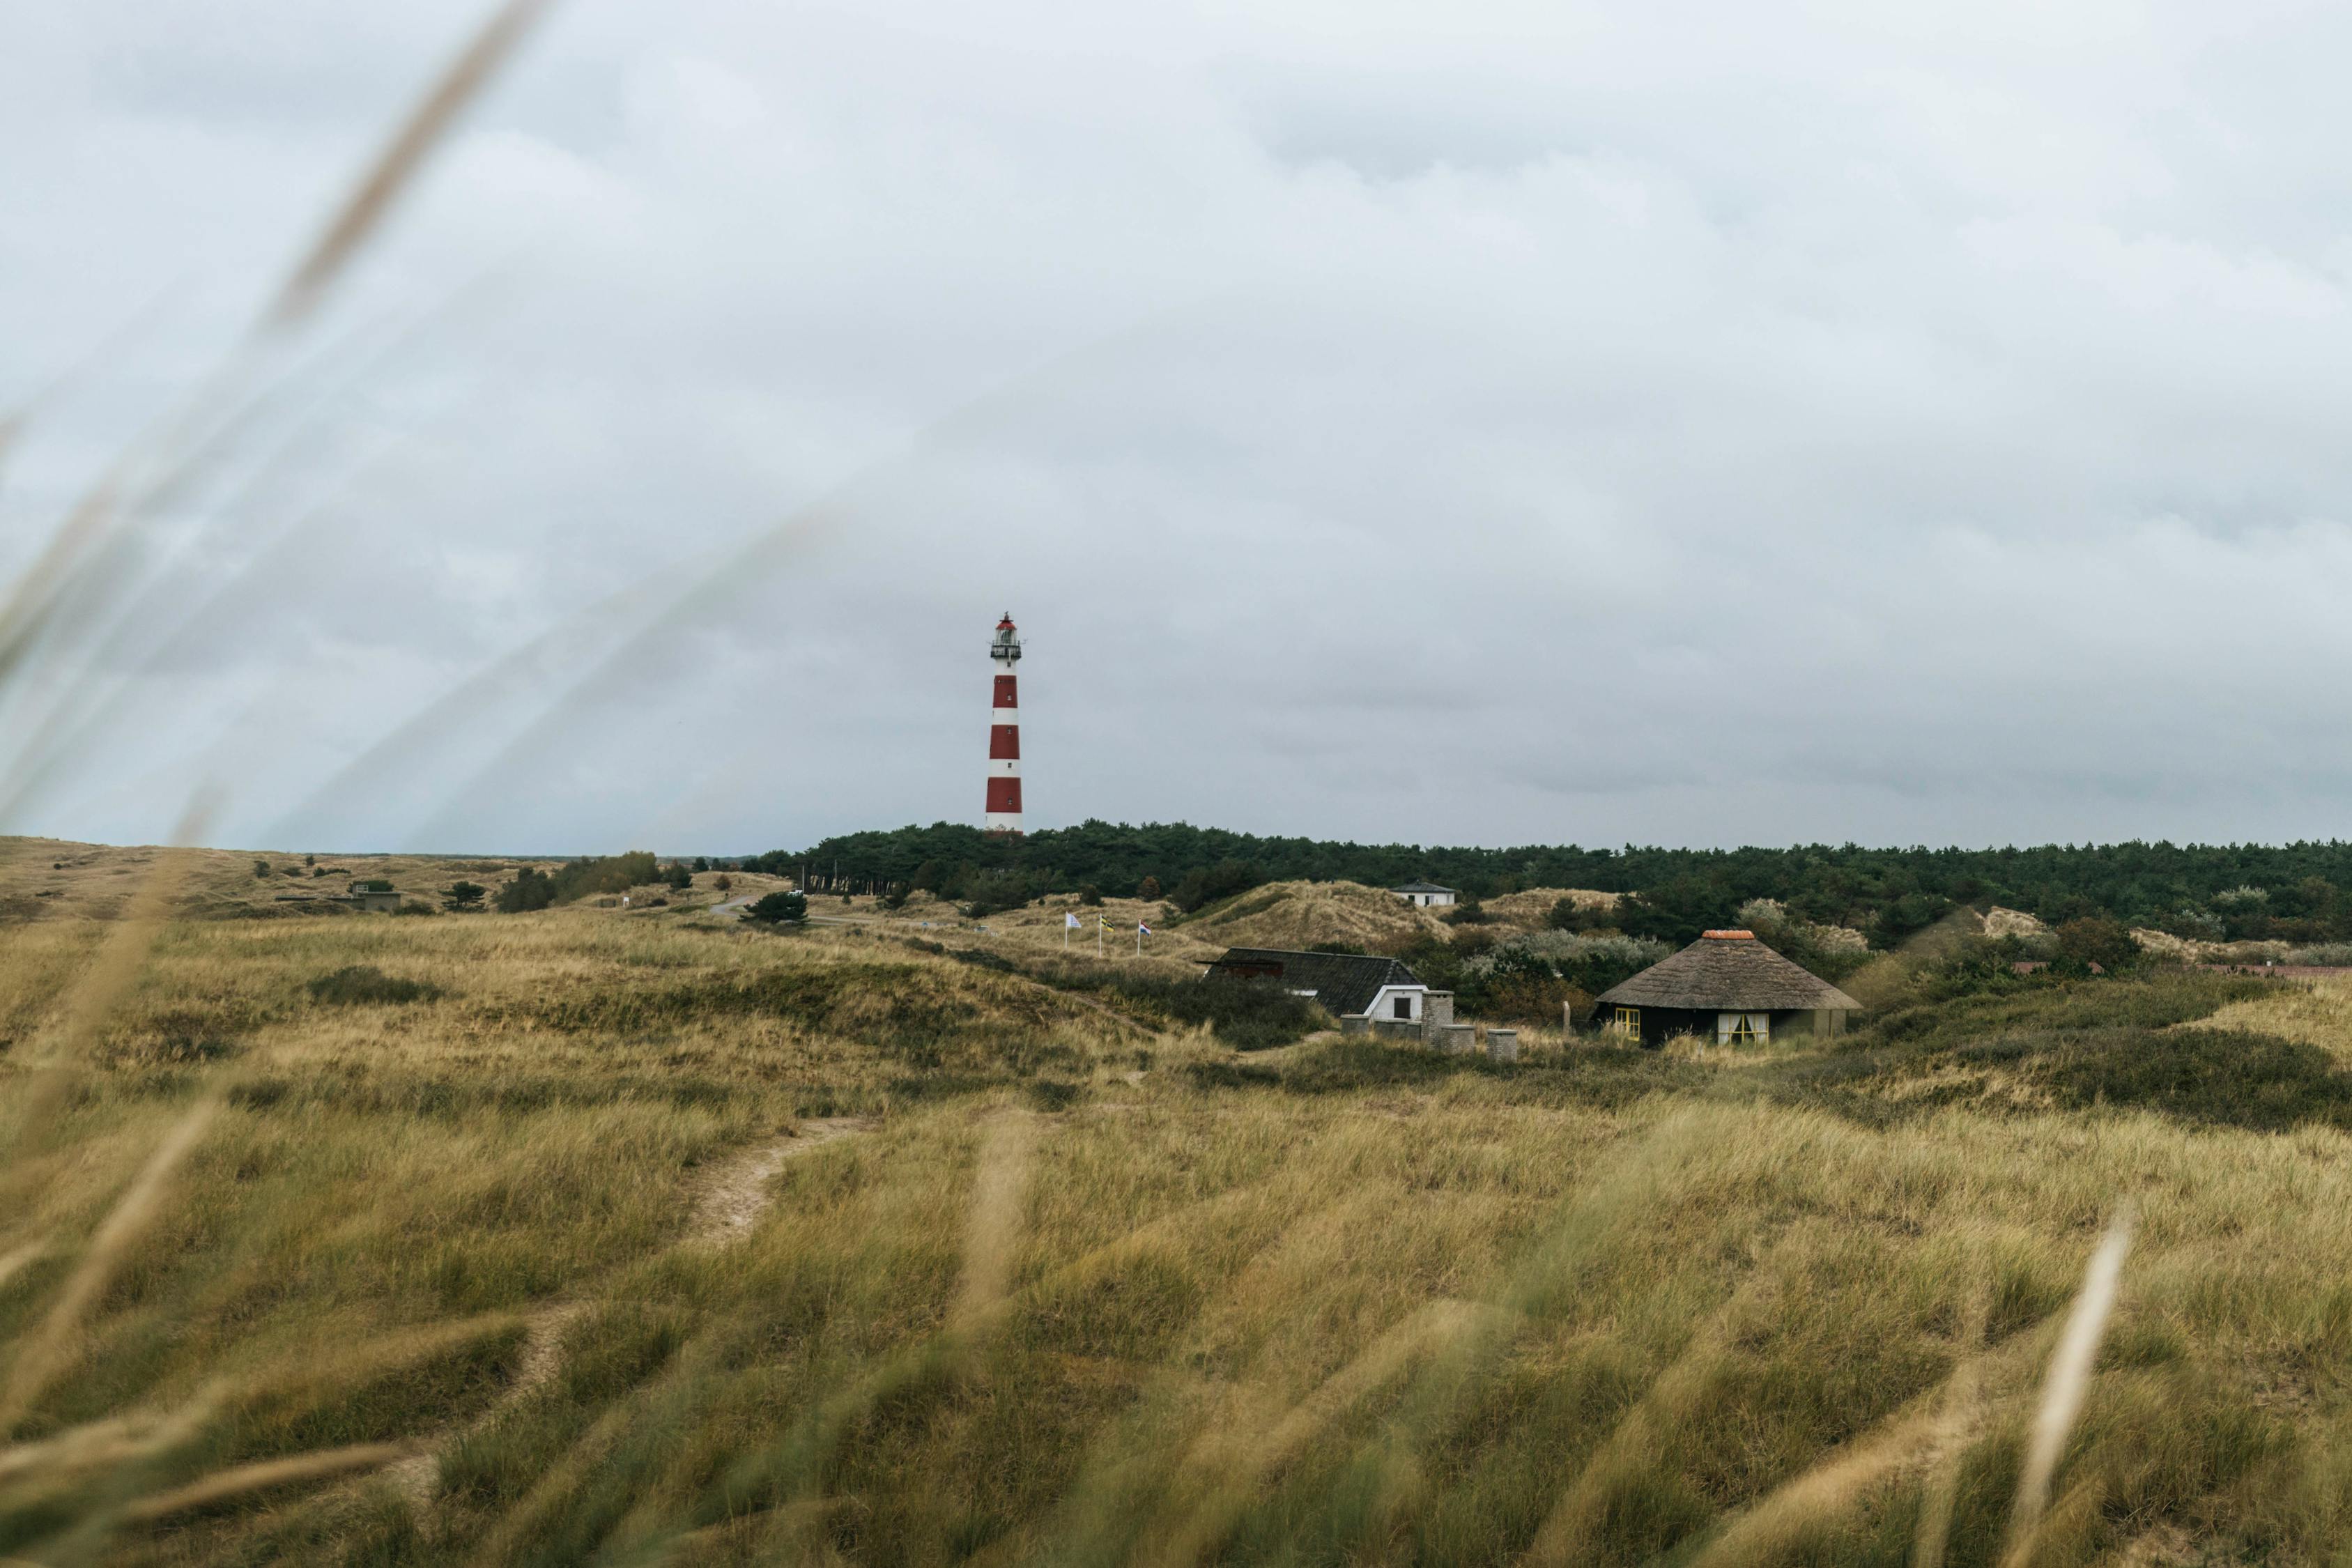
{"left": 7, "top": 906, "right": 2352, "bottom": 1563}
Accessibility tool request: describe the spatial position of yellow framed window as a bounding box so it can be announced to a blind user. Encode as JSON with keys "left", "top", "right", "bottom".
{"left": 1730, "top": 1014, "right": 1759, "bottom": 1045}
{"left": 1613, "top": 1007, "right": 1641, "bottom": 1040}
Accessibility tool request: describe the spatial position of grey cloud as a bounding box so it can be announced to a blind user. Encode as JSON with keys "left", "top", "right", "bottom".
{"left": 7, "top": 0, "right": 2352, "bottom": 854}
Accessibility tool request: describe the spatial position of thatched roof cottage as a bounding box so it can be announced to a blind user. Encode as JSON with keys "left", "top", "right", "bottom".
{"left": 1592, "top": 929, "right": 1859, "bottom": 1047}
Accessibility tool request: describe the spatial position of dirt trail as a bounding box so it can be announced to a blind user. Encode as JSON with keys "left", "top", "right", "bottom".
{"left": 387, "top": 1117, "right": 879, "bottom": 1516}
{"left": 686, "top": 1116, "right": 878, "bottom": 1243}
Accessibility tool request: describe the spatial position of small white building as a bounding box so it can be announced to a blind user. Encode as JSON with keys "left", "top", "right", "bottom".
{"left": 1391, "top": 880, "right": 1459, "bottom": 908}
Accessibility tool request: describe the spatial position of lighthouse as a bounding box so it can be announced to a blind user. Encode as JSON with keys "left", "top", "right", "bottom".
{"left": 985, "top": 613, "right": 1023, "bottom": 833}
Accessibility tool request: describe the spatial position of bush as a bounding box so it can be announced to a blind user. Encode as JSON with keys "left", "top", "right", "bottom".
{"left": 1170, "top": 860, "right": 1261, "bottom": 914}
{"left": 443, "top": 881, "right": 488, "bottom": 912}
{"left": 1546, "top": 897, "right": 1594, "bottom": 932}
{"left": 2164, "top": 905, "right": 2227, "bottom": 943}
{"left": 252, "top": 859, "right": 270, "bottom": 879}
{"left": 307, "top": 965, "right": 443, "bottom": 1006}
{"left": 2054, "top": 916, "right": 2141, "bottom": 974}
{"left": 962, "top": 868, "right": 1043, "bottom": 919}
{"left": 1109, "top": 974, "right": 1323, "bottom": 1050}
{"left": 496, "top": 868, "right": 556, "bottom": 913}
{"left": 1461, "top": 931, "right": 1670, "bottom": 1004}
{"left": 1871, "top": 893, "right": 1956, "bottom": 949}
{"left": 1137, "top": 875, "right": 1162, "bottom": 901}
{"left": 1079, "top": 885, "right": 1103, "bottom": 907}
{"left": 748, "top": 891, "right": 808, "bottom": 924}
{"left": 664, "top": 862, "right": 693, "bottom": 891}
{"left": 494, "top": 853, "right": 659, "bottom": 912}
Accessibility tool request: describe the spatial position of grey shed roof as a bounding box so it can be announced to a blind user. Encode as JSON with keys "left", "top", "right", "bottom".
{"left": 1390, "top": 880, "right": 1457, "bottom": 894}
{"left": 1201, "top": 948, "right": 1424, "bottom": 1018}
{"left": 1595, "top": 930, "right": 1861, "bottom": 1012}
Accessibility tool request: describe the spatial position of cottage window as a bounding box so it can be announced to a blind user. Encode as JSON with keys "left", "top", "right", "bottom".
{"left": 1613, "top": 1006, "right": 1641, "bottom": 1040}
{"left": 1718, "top": 1012, "right": 1770, "bottom": 1046}
{"left": 1393, "top": 995, "right": 1412, "bottom": 1020}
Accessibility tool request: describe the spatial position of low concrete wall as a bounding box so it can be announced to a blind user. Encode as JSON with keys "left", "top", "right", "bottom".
{"left": 1339, "top": 1013, "right": 1371, "bottom": 1035}
{"left": 1485, "top": 1029, "right": 1519, "bottom": 1063}
{"left": 1369, "top": 1018, "right": 1422, "bottom": 1043}
{"left": 1431, "top": 1023, "right": 1477, "bottom": 1054}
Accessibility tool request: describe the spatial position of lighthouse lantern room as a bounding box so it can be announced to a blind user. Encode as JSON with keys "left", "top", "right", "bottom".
{"left": 985, "top": 614, "right": 1024, "bottom": 833}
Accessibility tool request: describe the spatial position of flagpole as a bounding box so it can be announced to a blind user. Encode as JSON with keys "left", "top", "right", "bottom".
{"left": 1135, "top": 922, "right": 1142, "bottom": 958}
{"left": 1097, "top": 918, "right": 1103, "bottom": 958}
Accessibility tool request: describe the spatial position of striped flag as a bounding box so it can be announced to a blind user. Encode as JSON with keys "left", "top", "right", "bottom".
{"left": 1138, "top": 923, "right": 1153, "bottom": 935}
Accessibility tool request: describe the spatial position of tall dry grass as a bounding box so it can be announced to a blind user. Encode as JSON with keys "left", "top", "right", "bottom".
{"left": 3, "top": 902, "right": 2352, "bottom": 1562}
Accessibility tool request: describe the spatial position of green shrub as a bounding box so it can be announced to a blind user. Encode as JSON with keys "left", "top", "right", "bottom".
{"left": 1963, "top": 1027, "right": 2352, "bottom": 1132}
{"left": 1170, "top": 860, "right": 1260, "bottom": 914}
{"left": 497, "top": 868, "right": 556, "bottom": 913}
{"left": 962, "top": 869, "right": 1043, "bottom": 918}
{"left": 1461, "top": 932, "right": 1668, "bottom": 1005}
{"left": 748, "top": 891, "right": 808, "bottom": 924}
{"left": 2054, "top": 915, "right": 2143, "bottom": 974}
{"left": 1106, "top": 974, "right": 1323, "bottom": 1050}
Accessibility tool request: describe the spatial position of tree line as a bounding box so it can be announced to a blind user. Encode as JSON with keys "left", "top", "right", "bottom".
{"left": 745, "top": 820, "right": 2352, "bottom": 945}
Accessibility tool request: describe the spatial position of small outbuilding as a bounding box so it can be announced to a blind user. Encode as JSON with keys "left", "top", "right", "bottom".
{"left": 341, "top": 879, "right": 401, "bottom": 913}
{"left": 1390, "top": 880, "right": 1458, "bottom": 908}
{"left": 1201, "top": 947, "right": 1431, "bottom": 1023}
{"left": 1591, "top": 929, "right": 1859, "bottom": 1047}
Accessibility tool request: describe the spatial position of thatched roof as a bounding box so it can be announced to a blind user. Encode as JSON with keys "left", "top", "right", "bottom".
{"left": 1594, "top": 930, "right": 1861, "bottom": 1012}
{"left": 1201, "top": 948, "right": 1423, "bottom": 1018}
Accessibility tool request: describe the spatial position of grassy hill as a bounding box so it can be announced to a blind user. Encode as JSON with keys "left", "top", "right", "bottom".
{"left": 7, "top": 849, "right": 2352, "bottom": 1563}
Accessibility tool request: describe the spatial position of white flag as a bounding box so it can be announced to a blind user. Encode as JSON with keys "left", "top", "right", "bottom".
{"left": 1066, "top": 912, "right": 1081, "bottom": 928}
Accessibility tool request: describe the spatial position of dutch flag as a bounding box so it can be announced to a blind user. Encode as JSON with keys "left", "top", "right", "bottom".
{"left": 1138, "top": 923, "right": 1153, "bottom": 936}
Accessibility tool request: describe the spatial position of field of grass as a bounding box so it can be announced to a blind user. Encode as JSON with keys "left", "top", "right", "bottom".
{"left": 9, "top": 861, "right": 2352, "bottom": 1565}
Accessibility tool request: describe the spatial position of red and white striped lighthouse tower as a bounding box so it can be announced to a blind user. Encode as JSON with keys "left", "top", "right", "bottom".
{"left": 985, "top": 613, "right": 1024, "bottom": 833}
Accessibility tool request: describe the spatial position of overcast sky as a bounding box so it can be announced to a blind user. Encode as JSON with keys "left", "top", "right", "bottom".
{"left": 6, "top": 0, "right": 2352, "bottom": 856}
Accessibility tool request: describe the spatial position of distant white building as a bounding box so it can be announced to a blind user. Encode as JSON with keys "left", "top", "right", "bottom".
{"left": 1391, "top": 880, "right": 1458, "bottom": 908}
